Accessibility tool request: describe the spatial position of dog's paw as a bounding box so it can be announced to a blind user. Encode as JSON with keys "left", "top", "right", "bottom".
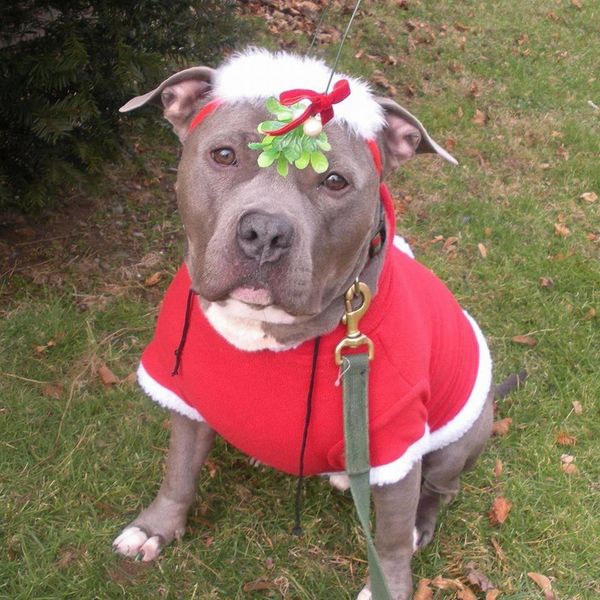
{"left": 356, "top": 587, "right": 372, "bottom": 600}
{"left": 113, "top": 526, "right": 164, "bottom": 562}
{"left": 328, "top": 473, "right": 351, "bottom": 491}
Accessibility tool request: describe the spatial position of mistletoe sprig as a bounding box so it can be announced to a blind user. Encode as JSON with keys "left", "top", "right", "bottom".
{"left": 248, "top": 97, "right": 332, "bottom": 177}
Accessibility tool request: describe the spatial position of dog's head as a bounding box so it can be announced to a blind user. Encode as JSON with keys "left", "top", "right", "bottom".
{"left": 121, "top": 49, "right": 455, "bottom": 350}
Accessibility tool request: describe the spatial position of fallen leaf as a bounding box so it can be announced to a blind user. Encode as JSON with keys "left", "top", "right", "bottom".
{"left": 571, "top": 0, "right": 583, "bottom": 8}
{"left": 98, "top": 364, "right": 119, "bottom": 386}
{"left": 580, "top": 191, "right": 597, "bottom": 203}
{"left": 547, "top": 10, "right": 560, "bottom": 21}
{"left": 554, "top": 222, "right": 571, "bottom": 237}
{"left": 556, "top": 145, "right": 569, "bottom": 160}
{"left": 528, "top": 572, "right": 556, "bottom": 600}
{"left": 511, "top": 335, "right": 538, "bottom": 347}
{"left": 466, "top": 562, "right": 496, "bottom": 592}
{"left": 560, "top": 454, "right": 578, "bottom": 474}
{"left": 42, "top": 383, "right": 64, "bottom": 399}
{"left": 242, "top": 578, "right": 277, "bottom": 592}
{"left": 491, "top": 537, "right": 507, "bottom": 563}
{"left": 443, "top": 236, "right": 459, "bottom": 253}
{"left": 478, "top": 242, "right": 488, "bottom": 258}
{"left": 454, "top": 21, "right": 471, "bottom": 31}
{"left": 469, "top": 82, "right": 481, "bottom": 98}
{"left": 489, "top": 496, "right": 512, "bottom": 525}
{"left": 144, "top": 271, "right": 163, "bottom": 287}
{"left": 539, "top": 277, "right": 554, "bottom": 289}
{"left": 445, "top": 137, "right": 457, "bottom": 151}
{"left": 123, "top": 372, "right": 137, "bottom": 385}
{"left": 494, "top": 459, "right": 504, "bottom": 479}
{"left": 55, "top": 545, "right": 84, "bottom": 569}
{"left": 414, "top": 578, "right": 434, "bottom": 600}
{"left": 106, "top": 561, "right": 152, "bottom": 585}
{"left": 555, "top": 431, "right": 577, "bottom": 446}
{"left": 584, "top": 307, "right": 596, "bottom": 320}
{"left": 572, "top": 400, "right": 583, "bottom": 415}
{"left": 492, "top": 418, "right": 512, "bottom": 436}
{"left": 472, "top": 109, "right": 487, "bottom": 126}
{"left": 484, "top": 226, "right": 492, "bottom": 237}
{"left": 458, "top": 588, "right": 478, "bottom": 600}
{"left": 486, "top": 590, "right": 502, "bottom": 600}
{"left": 431, "top": 576, "right": 462, "bottom": 590}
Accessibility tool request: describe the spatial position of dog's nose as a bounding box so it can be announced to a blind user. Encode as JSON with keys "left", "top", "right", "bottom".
{"left": 237, "top": 211, "right": 294, "bottom": 263}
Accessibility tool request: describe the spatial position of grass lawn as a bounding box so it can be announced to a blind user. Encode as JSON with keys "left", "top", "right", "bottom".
{"left": 1, "top": 1, "right": 599, "bottom": 598}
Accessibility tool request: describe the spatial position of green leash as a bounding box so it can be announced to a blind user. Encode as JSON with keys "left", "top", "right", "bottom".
{"left": 335, "top": 282, "right": 392, "bottom": 600}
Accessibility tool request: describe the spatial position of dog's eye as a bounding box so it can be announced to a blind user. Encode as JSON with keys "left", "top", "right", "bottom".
{"left": 323, "top": 173, "right": 348, "bottom": 191}
{"left": 211, "top": 147, "right": 237, "bottom": 166}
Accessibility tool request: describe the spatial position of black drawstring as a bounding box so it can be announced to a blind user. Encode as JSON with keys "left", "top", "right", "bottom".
{"left": 292, "top": 335, "right": 321, "bottom": 536}
{"left": 172, "top": 288, "right": 196, "bottom": 376}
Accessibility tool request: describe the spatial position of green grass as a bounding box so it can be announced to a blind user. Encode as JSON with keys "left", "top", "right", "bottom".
{"left": 2, "top": 1, "right": 599, "bottom": 598}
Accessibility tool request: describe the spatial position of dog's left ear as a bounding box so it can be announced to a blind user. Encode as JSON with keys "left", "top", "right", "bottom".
{"left": 376, "top": 97, "right": 458, "bottom": 172}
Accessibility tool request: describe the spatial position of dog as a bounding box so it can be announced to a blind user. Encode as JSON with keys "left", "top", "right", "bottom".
{"left": 112, "top": 49, "right": 497, "bottom": 600}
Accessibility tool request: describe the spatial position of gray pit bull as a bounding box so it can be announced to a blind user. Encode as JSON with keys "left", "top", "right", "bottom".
{"left": 112, "top": 49, "right": 509, "bottom": 599}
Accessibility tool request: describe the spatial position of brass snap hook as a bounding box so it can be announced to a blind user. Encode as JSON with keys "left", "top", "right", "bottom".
{"left": 335, "top": 280, "right": 374, "bottom": 365}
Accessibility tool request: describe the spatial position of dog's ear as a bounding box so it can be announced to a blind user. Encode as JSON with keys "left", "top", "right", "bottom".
{"left": 376, "top": 97, "right": 458, "bottom": 172}
{"left": 119, "top": 66, "right": 215, "bottom": 142}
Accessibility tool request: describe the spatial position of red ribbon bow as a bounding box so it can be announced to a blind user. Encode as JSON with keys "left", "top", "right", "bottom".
{"left": 266, "top": 79, "right": 351, "bottom": 136}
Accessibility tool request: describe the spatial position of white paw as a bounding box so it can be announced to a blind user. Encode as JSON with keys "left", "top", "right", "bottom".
{"left": 249, "top": 457, "right": 262, "bottom": 467}
{"left": 328, "top": 473, "right": 351, "bottom": 491}
{"left": 413, "top": 526, "right": 419, "bottom": 552}
{"left": 113, "top": 526, "right": 163, "bottom": 561}
{"left": 356, "top": 587, "right": 372, "bottom": 600}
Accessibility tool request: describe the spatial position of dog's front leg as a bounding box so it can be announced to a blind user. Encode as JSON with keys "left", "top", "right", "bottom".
{"left": 357, "top": 462, "right": 421, "bottom": 600}
{"left": 113, "top": 410, "right": 215, "bottom": 561}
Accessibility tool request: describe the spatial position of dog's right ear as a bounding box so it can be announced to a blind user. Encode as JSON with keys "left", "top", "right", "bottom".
{"left": 119, "top": 66, "right": 215, "bottom": 142}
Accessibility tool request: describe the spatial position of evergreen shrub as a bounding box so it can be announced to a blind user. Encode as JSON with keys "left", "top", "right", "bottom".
{"left": 0, "top": 1, "right": 241, "bottom": 211}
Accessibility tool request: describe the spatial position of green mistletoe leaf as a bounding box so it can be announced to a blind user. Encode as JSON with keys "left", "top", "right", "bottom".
{"left": 257, "top": 150, "right": 278, "bottom": 168}
{"left": 310, "top": 151, "right": 329, "bottom": 174}
{"left": 295, "top": 151, "right": 311, "bottom": 170}
{"left": 276, "top": 155, "right": 289, "bottom": 177}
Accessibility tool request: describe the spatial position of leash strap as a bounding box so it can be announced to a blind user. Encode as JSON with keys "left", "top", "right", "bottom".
{"left": 342, "top": 353, "right": 392, "bottom": 600}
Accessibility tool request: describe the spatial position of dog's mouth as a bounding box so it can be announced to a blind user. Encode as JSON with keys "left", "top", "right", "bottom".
{"left": 229, "top": 286, "right": 273, "bottom": 308}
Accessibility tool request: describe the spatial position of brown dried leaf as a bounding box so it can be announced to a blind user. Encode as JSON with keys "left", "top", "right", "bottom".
{"left": 472, "top": 109, "right": 487, "bottom": 126}
{"left": 466, "top": 562, "right": 496, "bottom": 592}
{"left": 242, "top": 578, "right": 277, "bottom": 592}
{"left": 572, "top": 400, "right": 583, "bottom": 415}
{"left": 478, "top": 242, "right": 488, "bottom": 258}
{"left": 554, "top": 222, "right": 571, "bottom": 237}
{"left": 98, "top": 364, "right": 119, "bottom": 386}
{"left": 492, "top": 418, "right": 512, "bottom": 436}
{"left": 571, "top": 0, "right": 583, "bottom": 9}
{"left": 454, "top": 21, "right": 471, "bottom": 31}
{"left": 547, "top": 10, "right": 560, "bottom": 21}
{"left": 144, "top": 271, "right": 163, "bottom": 287}
{"left": 486, "top": 591, "right": 502, "bottom": 600}
{"left": 458, "top": 589, "right": 478, "bottom": 600}
{"left": 443, "top": 236, "right": 459, "bottom": 253}
{"left": 489, "top": 496, "right": 512, "bottom": 525}
{"left": 562, "top": 462, "right": 578, "bottom": 474}
{"left": 42, "top": 383, "right": 64, "bottom": 399}
{"left": 527, "top": 572, "right": 556, "bottom": 600}
{"left": 491, "top": 537, "right": 508, "bottom": 563}
{"left": 584, "top": 307, "right": 596, "bottom": 320}
{"left": 414, "top": 578, "right": 434, "bottom": 600}
{"left": 431, "top": 576, "right": 462, "bottom": 590}
{"left": 555, "top": 431, "right": 577, "bottom": 446}
{"left": 580, "top": 191, "right": 598, "bottom": 203}
{"left": 539, "top": 276, "right": 554, "bottom": 289}
{"left": 511, "top": 335, "right": 538, "bottom": 347}
{"left": 494, "top": 458, "right": 504, "bottom": 479}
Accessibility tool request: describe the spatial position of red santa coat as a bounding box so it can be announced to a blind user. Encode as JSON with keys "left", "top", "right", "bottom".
{"left": 137, "top": 239, "right": 492, "bottom": 485}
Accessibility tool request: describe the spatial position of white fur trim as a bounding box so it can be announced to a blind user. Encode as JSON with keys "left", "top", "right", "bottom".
{"left": 203, "top": 301, "right": 288, "bottom": 352}
{"left": 213, "top": 48, "right": 385, "bottom": 140}
{"left": 137, "top": 363, "right": 204, "bottom": 422}
{"left": 327, "top": 312, "right": 492, "bottom": 486}
{"left": 393, "top": 235, "right": 415, "bottom": 259}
